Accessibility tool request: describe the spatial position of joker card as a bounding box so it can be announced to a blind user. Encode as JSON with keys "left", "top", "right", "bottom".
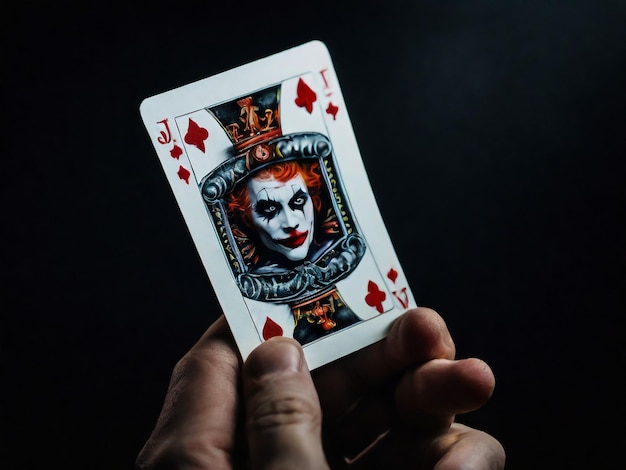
{"left": 140, "top": 41, "right": 416, "bottom": 369}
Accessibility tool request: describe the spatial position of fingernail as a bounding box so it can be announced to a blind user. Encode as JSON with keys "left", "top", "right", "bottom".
{"left": 248, "top": 339, "right": 304, "bottom": 379}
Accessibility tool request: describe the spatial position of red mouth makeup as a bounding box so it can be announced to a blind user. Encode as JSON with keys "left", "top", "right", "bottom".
{"left": 276, "top": 230, "right": 309, "bottom": 249}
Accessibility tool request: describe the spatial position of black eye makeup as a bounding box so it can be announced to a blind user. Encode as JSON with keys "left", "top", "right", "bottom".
{"left": 289, "top": 189, "right": 309, "bottom": 212}
{"left": 254, "top": 199, "right": 280, "bottom": 221}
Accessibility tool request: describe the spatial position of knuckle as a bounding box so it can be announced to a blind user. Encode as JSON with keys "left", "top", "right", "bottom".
{"left": 248, "top": 393, "right": 321, "bottom": 431}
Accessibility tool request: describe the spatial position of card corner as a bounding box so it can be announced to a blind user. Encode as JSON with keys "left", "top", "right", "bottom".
{"left": 307, "top": 39, "right": 330, "bottom": 56}
{"left": 138, "top": 96, "right": 155, "bottom": 119}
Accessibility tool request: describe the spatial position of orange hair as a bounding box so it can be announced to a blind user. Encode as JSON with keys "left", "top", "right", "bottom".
{"left": 227, "top": 160, "right": 323, "bottom": 228}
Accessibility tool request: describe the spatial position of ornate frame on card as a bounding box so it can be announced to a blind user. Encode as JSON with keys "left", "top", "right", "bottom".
{"left": 200, "top": 132, "right": 365, "bottom": 303}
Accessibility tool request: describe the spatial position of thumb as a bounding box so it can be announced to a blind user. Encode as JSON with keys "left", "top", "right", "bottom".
{"left": 243, "top": 337, "right": 329, "bottom": 469}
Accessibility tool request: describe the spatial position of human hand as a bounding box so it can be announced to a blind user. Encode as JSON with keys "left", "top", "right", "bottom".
{"left": 135, "top": 308, "right": 505, "bottom": 469}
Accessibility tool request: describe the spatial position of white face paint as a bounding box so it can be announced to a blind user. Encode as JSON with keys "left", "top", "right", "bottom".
{"left": 247, "top": 172, "right": 315, "bottom": 261}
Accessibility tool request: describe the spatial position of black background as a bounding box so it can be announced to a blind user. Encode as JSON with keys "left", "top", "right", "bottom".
{"left": 2, "top": 1, "right": 625, "bottom": 468}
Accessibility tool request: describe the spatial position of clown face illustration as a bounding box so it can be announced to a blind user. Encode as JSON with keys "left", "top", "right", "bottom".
{"left": 226, "top": 159, "right": 327, "bottom": 268}
{"left": 248, "top": 172, "right": 315, "bottom": 261}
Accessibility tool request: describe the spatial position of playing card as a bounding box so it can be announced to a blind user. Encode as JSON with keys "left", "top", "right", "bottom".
{"left": 140, "top": 40, "right": 416, "bottom": 369}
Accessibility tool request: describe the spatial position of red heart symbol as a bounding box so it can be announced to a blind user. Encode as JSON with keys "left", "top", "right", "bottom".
{"left": 294, "top": 78, "right": 317, "bottom": 114}
{"left": 170, "top": 144, "right": 183, "bottom": 159}
{"left": 177, "top": 165, "right": 190, "bottom": 184}
{"left": 184, "top": 118, "right": 209, "bottom": 153}
{"left": 365, "top": 280, "right": 386, "bottom": 313}
{"left": 325, "top": 102, "right": 338, "bottom": 120}
{"left": 262, "top": 316, "right": 283, "bottom": 340}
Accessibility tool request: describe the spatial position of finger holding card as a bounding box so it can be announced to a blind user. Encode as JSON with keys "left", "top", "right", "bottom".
{"left": 140, "top": 41, "right": 417, "bottom": 369}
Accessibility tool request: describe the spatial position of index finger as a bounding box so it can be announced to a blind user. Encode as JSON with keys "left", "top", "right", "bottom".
{"left": 312, "top": 307, "right": 456, "bottom": 417}
{"left": 136, "top": 316, "right": 243, "bottom": 469}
